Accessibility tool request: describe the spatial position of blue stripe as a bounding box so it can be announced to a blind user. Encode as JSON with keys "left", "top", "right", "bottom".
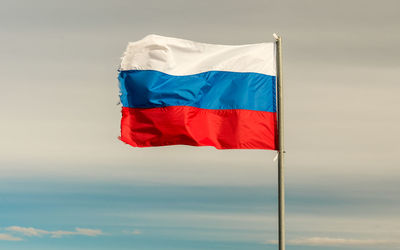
{"left": 118, "top": 70, "right": 276, "bottom": 112}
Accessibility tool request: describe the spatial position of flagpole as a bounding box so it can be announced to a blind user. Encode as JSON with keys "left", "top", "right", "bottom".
{"left": 273, "top": 33, "right": 285, "bottom": 250}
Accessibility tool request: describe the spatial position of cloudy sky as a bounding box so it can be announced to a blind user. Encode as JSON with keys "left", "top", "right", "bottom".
{"left": 1, "top": 0, "right": 399, "bottom": 249}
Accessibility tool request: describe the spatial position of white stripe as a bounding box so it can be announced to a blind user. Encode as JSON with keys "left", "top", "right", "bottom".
{"left": 120, "top": 34, "right": 276, "bottom": 76}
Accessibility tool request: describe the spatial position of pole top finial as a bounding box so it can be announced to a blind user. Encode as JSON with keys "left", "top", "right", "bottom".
{"left": 273, "top": 33, "right": 280, "bottom": 40}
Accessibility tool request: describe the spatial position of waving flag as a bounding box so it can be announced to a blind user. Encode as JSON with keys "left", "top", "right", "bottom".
{"left": 118, "top": 34, "right": 277, "bottom": 149}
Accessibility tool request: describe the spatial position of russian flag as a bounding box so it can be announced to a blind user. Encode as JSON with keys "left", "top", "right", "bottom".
{"left": 118, "top": 35, "right": 277, "bottom": 150}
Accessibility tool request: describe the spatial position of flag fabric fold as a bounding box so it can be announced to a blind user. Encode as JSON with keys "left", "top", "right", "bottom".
{"left": 118, "top": 34, "right": 277, "bottom": 150}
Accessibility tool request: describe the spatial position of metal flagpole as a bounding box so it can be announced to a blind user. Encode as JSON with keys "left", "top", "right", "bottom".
{"left": 273, "top": 33, "right": 285, "bottom": 250}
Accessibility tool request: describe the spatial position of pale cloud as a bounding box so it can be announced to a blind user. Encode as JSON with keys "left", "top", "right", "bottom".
{"left": 75, "top": 228, "right": 103, "bottom": 236}
{"left": 0, "top": 233, "right": 23, "bottom": 241}
{"left": 6, "top": 226, "right": 103, "bottom": 238}
{"left": 122, "top": 229, "right": 142, "bottom": 235}
{"left": 6, "top": 226, "right": 48, "bottom": 237}
{"left": 268, "top": 237, "right": 400, "bottom": 247}
{"left": 51, "top": 228, "right": 103, "bottom": 238}
{"left": 131, "top": 230, "right": 142, "bottom": 235}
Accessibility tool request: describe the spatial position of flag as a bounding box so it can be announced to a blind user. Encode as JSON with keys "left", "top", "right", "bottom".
{"left": 118, "top": 34, "right": 277, "bottom": 150}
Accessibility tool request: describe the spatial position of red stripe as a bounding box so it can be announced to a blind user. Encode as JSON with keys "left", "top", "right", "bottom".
{"left": 120, "top": 106, "right": 277, "bottom": 150}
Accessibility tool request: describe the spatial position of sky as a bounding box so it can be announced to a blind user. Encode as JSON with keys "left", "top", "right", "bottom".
{"left": 1, "top": 0, "right": 399, "bottom": 249}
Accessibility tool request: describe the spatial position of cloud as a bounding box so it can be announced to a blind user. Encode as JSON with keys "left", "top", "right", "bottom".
{"left": 122, "top": 229, "right": 142, "bottom": 235}
{"left": 51, "top": 228, "right": 103, "bottom": 238}
{"left": 5, "top": 226, "right": 48, "bottom": 237}
{"left": 268, "top": 237, "right": 400, "bottom": 247}
{"left": 6, "top": 226, "right": 103, "bottom": 238}
{"left": 75, "top": 228, "right": 103, "bottom": 236}
{"left": 131, "top": 230, "right": 142, "bottom": 235}
{"left": 0, "top": 233, "right": 23, "bottom": 241}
